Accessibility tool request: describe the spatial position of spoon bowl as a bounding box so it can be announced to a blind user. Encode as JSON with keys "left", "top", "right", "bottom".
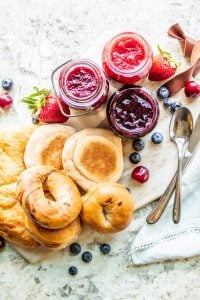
{"left": 170, "top": 107, "right": 193, "bottom": 223}
{"left": 170, "top": 107, "right": 193, "bottom": 141}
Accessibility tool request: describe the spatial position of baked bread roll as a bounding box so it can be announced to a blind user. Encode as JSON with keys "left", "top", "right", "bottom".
{"left": 0, "top": 182, "right": 18, "bottom": 208}
{"left": 62, "top": 128, "right": 124, "bottom": 191}
{"left": 0, "top": 203, "right": 39, "bottom": 248}
{"left": 81, "top": 182, "right": 134, "bottom": 233}
{"left": 0, "top": 125, "right": 35, "bottom": 186}
{"left": 25, "top": 217, "right": 81, "bottom": 249}
{"left": 24, "top": 124, "right": 76, "bottom": 169}
{"left": 17, "top": 165, "right": 82, "bottom": 229}
{"left": 0, "top": 125, "right": 39, "bottom": 248}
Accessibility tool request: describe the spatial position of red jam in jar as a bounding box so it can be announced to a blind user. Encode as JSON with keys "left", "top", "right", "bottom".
{"left": 58, "top": 59, "right": 109, "bottom": 110}
{"left": 102, "top": 32, "right": 153, "bottom": 86}
{"left": 106, "top": 86, "right": 159, "bottom": 138}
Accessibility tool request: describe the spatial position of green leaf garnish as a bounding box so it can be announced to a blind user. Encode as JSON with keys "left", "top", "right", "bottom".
{"left": 157, "top": 45, "right": 180, "bottom": 68}
{"left": 21, "top": 87, "right": 50, "bottom": 114}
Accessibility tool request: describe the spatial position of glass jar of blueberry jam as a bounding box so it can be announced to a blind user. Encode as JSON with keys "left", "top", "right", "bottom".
{"left": 52, "top": 59, "right": 109, "bottom": 117}
{"left": 102, "top": 32, "right": 153, "bottom": 87}
{"left": 106, "top": 86, "right": 159, "bottom": 138}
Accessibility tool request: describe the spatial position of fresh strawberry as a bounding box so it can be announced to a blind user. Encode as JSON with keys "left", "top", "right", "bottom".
{"left": 148, "top": 45, "right": 179, "bottom": 81}
{"left": 21, "top": 87, "right": 70, "bottom": 123}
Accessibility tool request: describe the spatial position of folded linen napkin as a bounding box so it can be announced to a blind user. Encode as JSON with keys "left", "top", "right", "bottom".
{"left": 129, "top": 146, "right": 200, "bottom": 265}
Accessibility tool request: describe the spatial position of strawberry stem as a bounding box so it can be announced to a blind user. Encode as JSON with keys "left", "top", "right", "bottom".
{"left": 21, "top": 87, "right": 50, "bottom": 113}
{"left": 157, "top": 45, "right": 180, "bottom": 68}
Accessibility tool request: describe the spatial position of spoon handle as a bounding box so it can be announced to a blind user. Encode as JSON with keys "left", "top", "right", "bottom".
{"left": 173, "top": 149, "right": 183, "bottom": 223}
{"left": 146, "top": 173, "right": 177, "bottom": 224}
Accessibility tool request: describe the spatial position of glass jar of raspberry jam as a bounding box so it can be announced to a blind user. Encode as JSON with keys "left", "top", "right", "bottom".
{"left": 106, "top": 86, "right": 159, "bottom": 138}
{"left": 51, "top": 59, "right": 109, "bottom": 117}
{"left": 102, "top": 32, "right": 153, "bottom": 87}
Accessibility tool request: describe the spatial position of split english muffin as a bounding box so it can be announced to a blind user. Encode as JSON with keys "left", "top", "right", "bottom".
{"left": 24, "top": 124, "right": 76, "bottom": 169}
{"left": 62, "top": 128, "right": 124, "bottom": 191}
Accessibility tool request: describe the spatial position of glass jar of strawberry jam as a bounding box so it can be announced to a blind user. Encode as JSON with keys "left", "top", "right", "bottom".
{"left": 106, "top": 86, "right": 159, "bottom": 138}
{"left": 51, "top": 59, "right": 109, "bottom": 118}
{"left": 102, "top": 32, "right": 153, "bottom": 86}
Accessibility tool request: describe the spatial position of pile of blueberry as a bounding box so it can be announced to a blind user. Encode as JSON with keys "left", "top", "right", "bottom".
{"left": 68, "top": 242, "right": 111, "bottom": 276}
{"left": 129, "top": 85, "right": 183, "bottom": 183}
{"left": 157, "top": 86, "right": 182, "bottom": 112}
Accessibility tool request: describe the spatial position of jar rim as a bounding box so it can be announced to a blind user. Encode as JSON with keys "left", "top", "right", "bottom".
{"left": 104, "top": 32, "right": 152, "bottom": 76}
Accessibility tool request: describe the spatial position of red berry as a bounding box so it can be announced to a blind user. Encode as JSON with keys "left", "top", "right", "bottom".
{"left": 148, "top": 46, "right": 178, "bottom": 81}
{"left": 184, "top": 81, "right": 200, "bottom": 98}
{"left": 39, "top": 93, "right": 70, "bottom": 123}
{"left": 131, "top": 166, "right": 149, "bottom": 183}
{"left": 0, "top": 93, "right": 13, "bottom": 109}
{"left": 21, "top": 88, "right": 70, "bottom": 124}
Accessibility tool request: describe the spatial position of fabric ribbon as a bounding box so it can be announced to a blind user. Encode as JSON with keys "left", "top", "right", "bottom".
{"left": 161, "top": 23, "right": 200, "bottom": 96}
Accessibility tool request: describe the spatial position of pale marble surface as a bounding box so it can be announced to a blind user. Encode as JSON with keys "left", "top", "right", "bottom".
{"left": 1, "top": 0, "right": 200, "bottom": 299}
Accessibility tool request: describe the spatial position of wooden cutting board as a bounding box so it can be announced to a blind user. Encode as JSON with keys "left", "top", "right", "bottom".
{"left": 13, "top": 32, "right": 200, "bottom": 263}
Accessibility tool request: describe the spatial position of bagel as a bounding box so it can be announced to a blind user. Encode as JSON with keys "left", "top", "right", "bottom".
{"left": 25, "top": 217, "right": 81, "bottom": 249}
{"left": 24, "top": 124, "right": 76, "bottom": 169}
{"left": 17, "top": 165, "right": 82, "bottom": 229}
{"left": 62, "top": 128, "right": 124, "bottom": 191}
{"left": 81, "top": 182, "right": 134, "bottom": 233}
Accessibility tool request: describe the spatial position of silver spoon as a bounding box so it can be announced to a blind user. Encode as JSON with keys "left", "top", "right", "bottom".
{"left": 170, "top": 107, "right": 193, "bottom": 223}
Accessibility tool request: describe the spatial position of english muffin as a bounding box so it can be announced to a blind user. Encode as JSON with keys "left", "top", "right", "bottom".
{"left": 62, "top": 128, "right": 124, "bottom": 191}
{"left": 24, "top": 124, "right": 76, "bottom": 169}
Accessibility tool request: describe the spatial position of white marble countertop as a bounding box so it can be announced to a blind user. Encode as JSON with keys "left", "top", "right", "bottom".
{"left": 1, "top": 0, "right": 200, "bottom": 299}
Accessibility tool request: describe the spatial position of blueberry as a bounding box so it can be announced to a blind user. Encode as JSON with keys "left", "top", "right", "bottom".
{"left": 132, "top": 139, "right": 145, "bottom": 152}
{"left": 100, "top": 244, "right": 111, "bottom": 254}
{"left": 32, "top": 115, "right": 39, "bottom": 124}
{"left": 170, "top": 102, "right": 182, "bottom": 112}
{"left": 82, "top": 251, "right": 92, "bottom": 263}
{"left": 129, "top": 152, "right": 141, "bottom": 164}
{"left": 2, "top": 78, "right": 13, "bottom": 90}
{"left": 157, "top": 86, "right": 170, "bottom": 99}
{"left": 69, "top": 243, "right": 81, "bottom": 255}
{"left": 68, "top": 266, "right": 78, "bottom": 275}
{"left": 151, "top": 132, "right": 163, "bottom": 144}
{"left": 163, "top": 98, "right": 173, "bottom": 107}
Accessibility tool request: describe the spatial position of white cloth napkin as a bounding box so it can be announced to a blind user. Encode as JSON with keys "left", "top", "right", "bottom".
{"left": 129, "top": 146, "right": 200, "bottom": 265}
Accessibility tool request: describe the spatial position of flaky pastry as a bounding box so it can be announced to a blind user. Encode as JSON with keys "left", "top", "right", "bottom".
{"left": 0, "top": 125, "right": 40, "bottom": 247}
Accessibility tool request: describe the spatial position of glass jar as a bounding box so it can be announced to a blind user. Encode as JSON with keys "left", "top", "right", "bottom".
{"left": 52, "top": 59, "right": 109, "bottom": 118}
{"left": 102, "top": 32, "right": 153, "bottom": 87}
{"left": 106, "top": 86, "right": 159, "bottom": 138}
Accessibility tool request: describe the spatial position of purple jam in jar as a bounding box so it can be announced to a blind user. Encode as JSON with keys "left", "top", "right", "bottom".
{"left": 106, "top": 86, "right": 159, "bottom": 138}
